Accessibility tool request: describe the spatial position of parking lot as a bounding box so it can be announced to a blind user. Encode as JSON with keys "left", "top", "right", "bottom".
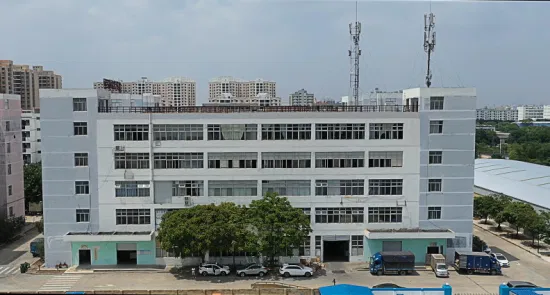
{"left": 1, "top": 227, "right": 549, "bottom": 293}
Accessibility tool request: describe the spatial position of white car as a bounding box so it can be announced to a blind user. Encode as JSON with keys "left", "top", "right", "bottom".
{"left": 490, "top": 253, "right": 510, "bottom": 267}
{"left": 279, "top": 264, "right": 313, "bottom": 277}
{"left": 198, "top": 263, "right": 230, "bottom": 276}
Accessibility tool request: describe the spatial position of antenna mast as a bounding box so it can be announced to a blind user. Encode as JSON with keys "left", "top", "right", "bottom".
{"left": 349, "top": 1, "right": 362, "bottom": 105}
{"left": 424, "top": 12, "right": 436, "bottom": 88}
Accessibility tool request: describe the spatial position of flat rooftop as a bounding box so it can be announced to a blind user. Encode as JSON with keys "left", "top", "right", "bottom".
{"left": 98, "top": 105, "right": 417, "bottom": 114}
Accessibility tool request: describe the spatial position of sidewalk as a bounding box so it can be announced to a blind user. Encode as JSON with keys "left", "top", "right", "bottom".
{"left": 473, "top": 219, "right": 550, "bottom": 263}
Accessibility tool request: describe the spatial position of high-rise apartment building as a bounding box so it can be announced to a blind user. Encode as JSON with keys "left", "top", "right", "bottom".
{"left": 476, "top": 107, "right": 518, "bottom": 121}
{"left": 93, "top": 77, "right": 196, "bottom": 106}
{"left": 208, "top": 76, "right": 276, "bottom": 99}
{"left": 289, "top": 89, "right": 315, "bottom": 106}
{"left": 0, "top": 94, "right": 24, "bottom": 219}
{"left": 22, "top": 110, "right": 41, "bottom": 164}
{"left": 0, "top": 60, "right": 62, "bottom": 110}
{"left": 40, "top": 87, "right": 476, "bottom": 268}
{"left": 517, "top": 106, "right": 544, "bottom": 121}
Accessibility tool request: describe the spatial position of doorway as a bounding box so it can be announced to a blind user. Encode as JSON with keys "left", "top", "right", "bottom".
{"left": 116, "top": 243, "right": 137, "bottom": 265}
{"left": 427, "top": 245, "right": 441, "bottom": 255}
{"left": 323, "top": 240, "right": 349, "bottom": 262}
{"left": 78, "top": 249, "right": 91, "bottom": 265}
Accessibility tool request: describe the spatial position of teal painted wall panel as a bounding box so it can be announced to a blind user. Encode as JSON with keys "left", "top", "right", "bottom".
{"left": 364, "top": 238, "right": 447, "bottom": 264}
{"left": 71, "top": 242, "right": 117, "bottom": 265}
{"left": 136, "top": 241, "right": 156, "bottom": 265}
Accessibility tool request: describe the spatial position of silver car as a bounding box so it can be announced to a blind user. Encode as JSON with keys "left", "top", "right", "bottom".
{"left": 236, "top": 263, "right": 269, "bottom": 277}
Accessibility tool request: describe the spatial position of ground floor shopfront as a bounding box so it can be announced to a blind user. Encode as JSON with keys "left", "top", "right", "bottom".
{"left": 363, "top": 229, "right": 455, "bottom": 264}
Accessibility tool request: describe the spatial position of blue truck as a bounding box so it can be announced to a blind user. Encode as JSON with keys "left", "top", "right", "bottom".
{"left": 454, "top": 251, "right": 501, "bottom": 275}
{"left": 30, "top": 238, "right": 44, "bottom": 257}
{"left": 370, "top": 251, "right": 415, "bottom": 275}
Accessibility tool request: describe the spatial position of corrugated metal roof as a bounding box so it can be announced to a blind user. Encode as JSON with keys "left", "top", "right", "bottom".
{"left": 475, "top": 159, "right": 550, "bottom": 210}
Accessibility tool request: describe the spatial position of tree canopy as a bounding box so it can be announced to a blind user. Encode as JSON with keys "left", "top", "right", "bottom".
{"left": 24, "top": 162, "right": 42, "bottom": 208}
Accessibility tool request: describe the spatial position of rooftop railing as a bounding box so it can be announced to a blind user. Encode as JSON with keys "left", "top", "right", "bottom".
{"left": 98, "top": 105, "right": 419, "bottom": 114}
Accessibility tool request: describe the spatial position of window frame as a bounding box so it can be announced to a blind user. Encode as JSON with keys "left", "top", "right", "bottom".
{"left": 76, "top": 209, "right": 90, "bottom": 223}
{"left": 428, "top": 206, "right": 442, "bottom": 220}
{"left": 73, "top": 97, "right": 87, "bottom": 112}
{"left": 428, "top": 179, "right": 443, "bottom": 192}
{"left": 429, "top": 120, "right": 443, "bottom": 134}
{"left": 74, "top": 152, "right": 89, "bottom": 167}
{"left": 73, "top": 122, "right": 88, "bottom": 136}
{"left": 368, "top": 123, "right": 404, "bottom": 140}
{"left": 367, "top": 207, "right": 403, "bottom": 223}
{"left": 428, "top": 151, "right": 443, "bottom": 164}
{"left": 75, "top": 181, "right": 90, "bottom": 195}
{"left": 429, "top": 97, "right": 444, "bottom": 110}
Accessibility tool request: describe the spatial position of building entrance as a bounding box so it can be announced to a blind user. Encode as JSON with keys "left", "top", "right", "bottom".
{"left": 323, "top": 240, "right": 350, "bottom": 262}
{"left": 116, "top": 243, "right": 137, "bottom": 265}
{"left": 78, "top": 249, "right": 91, "bottom": 265}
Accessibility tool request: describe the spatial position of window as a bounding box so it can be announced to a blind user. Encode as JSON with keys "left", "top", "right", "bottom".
{"left": 8, "top": 206, "right": 13, "bottom": 217}
{"left": 153, "top": 124, "right": 203, "bottom": 141}
{"left": 73, "top": 97, "right": 87, "bottom": 111}
{"left": 301, "top": 208, "right": 311, "bottom": 216}
{"left": 115, "top": 181, "right": 150, "bottom": 197}
{"left": 262, "top": 152, "right": 311, "bottom": 168}
{"left": 351, "top": 236, "right": 363, "bottom": 256}
{"left": 172, "top": 181, "right": 204, "bottom": 197}
{"left": 315, "top": 236, "right": 322, "bottom": 252}
{"left": 368, "top": 151, "right": 403, "bottom": 168}
{"left": 76, "top": 209, "right": 90, "bottom": 223}
{"left": 262, "top": 180, "right": 311, "bottom": 196}
{"left": 315, "top": 180, "right": 364, "bottom": 196}
{"left": 7, "top": 164, "right": 11, "bottom": 175}
{"left": 8, "top": 185, "right": 12, "bottom": 196}
{"left": 116, "top": 209, "right": 151, "bottom": 225}
{"left": 429, "top": 151, "right": 443, "bottom": 164}
{"left": 315, "top": 207, "right": 364, "bottom": 223}
{"left": 154, "top": 153, "right": 204, "bottom": 169}
{"left": 74, "top": 153, "right": 89, "bottom": 166}
{"left": 5, "top": 121, "right": 10, "bottom": 132}
{"left": 114, "top": 153, "right": 150, "bottom": 169}
{"left": 369, "top": 123, "right": 404, "bottom": 140}
{"left": 207, "top": 124, "right": 257, "bottom": 140}
{"left": 155, "top": 240, "right": 176, "bottom": 258}
{"left": 430, "top": 96, "right": 444, "bottom": 110}
{"left": 208, "top": 152, "right": 257, "bottom": 169}
{"left": 430, "top": 120, "right": 443, "bottom": 134}
{"left": 75, "top": 181, "right": 90, "bottom": 195}
{"left": 261, "top": 124, "right": 311, "bottom": 140}
{"left": 6, "top": 143, "right": 10, "bottom": 153}
{"left": 315, "top": 152, "right": 364, "bottom": 168}
{"left": 315, "top": 124, "right": 365, "bottom": 140}
{"left": 368, "top": 179, "right": 403, "bottom": 195}
{"left": 208, "top": 180, "right": 258, "bottom": 197}
{"left": 368, "top": 207, "right": 403, "bottom": 223}
{"left": 428, "top": 207, "right": 442, "bottom": 220}
{"left": 428, "top": 179, "right": 442, "bottom": 192}
{"left": 299, "top": 238, "right": 311, "bottom": 256}
{"left": 73, "top": 122, "right": 88, "bottom": 136}
{"left": 113, "top": 125, "right": 149, "bottom": 141}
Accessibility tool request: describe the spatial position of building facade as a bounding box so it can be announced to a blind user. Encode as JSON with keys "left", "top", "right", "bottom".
{"left": 362, "top": 91, "right": 402, "bottom": 106}
{"left": 0, "top": 60, "right": 62, "bottom": 110}
{"left": 22, "top": 110, "right": 41, "bottom": 164}
{"left": 289, "top": 89, "right": 315, "bottom": 106}
{"left": 476, "top": 107, "right": 518, "bottom": 121}
{"left": 93, "top": 77, "right": 196, "bottom": 107}
{"left": 0, "top": 94, "right": 25, "bottom": 219}
{"left": 208, "top": 93, "right": 281, "bottom": 106}
{"left": 517, "top": 106, "right": 544, "bottom": 121}
{"left": 40, "top": 87, "right": 475, "bottom": 268}
{"left": 208, "top": 76, "right": 276, "bottom": 100}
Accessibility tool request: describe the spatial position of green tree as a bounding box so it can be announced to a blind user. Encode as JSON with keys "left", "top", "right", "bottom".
{"left": 247, "top": 192, "right": 312, "bottom": 266}
{"left": 24, "top": 162, "right": 42, "bottom": 209}
{"left": 474, "top": 195, "right": 494, "bottom": 223}
{"left": 215, "top": 203, "right": 256, "bottom": 269}
{"left": 502, "top": 202, "right": 537, "bottom": 237}
{"left": 157, "top": 204, "right": 226, "bottom": 261}
{"left": 524, "top": 213, "right": 547, "bottom": 247}
{"left": 488, "top": 194, "right": 512, "bottom": 230}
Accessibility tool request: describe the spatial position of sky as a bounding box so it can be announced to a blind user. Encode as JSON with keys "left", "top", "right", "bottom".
{"left": 1, "top": 0, "right": 549, "bottom": 106}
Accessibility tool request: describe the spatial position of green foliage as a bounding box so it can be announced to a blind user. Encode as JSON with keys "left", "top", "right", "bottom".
{"left": 156, "top": 192, "right": 311, "bottom": 266}
{"left": 472, "top": 235, "right": 487, "bottom": 252}
{"left": 474, "top": 195, "right": 494, "bottom": 222}
{"left": 35, "top": 219, "right": 44, "bottom": 234}
{"left": 501, "top": 202, "right": 537, "bottom": 237}
{"left": 488, "top": 194, "right": 512, "bottom": 229}
{"left": 24, "top": 162, "right": 42, "bottom": 208}
{"left": 0, "top": 216, "right": 25, "bottom": 243}
{"left": 36, "top": 239, "right": 45, "bottom": 261}
{"left": 247, "top": 192, "right": 312, "bottom": 266}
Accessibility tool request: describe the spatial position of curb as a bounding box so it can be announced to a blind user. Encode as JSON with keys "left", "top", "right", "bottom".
{"left": 474, "top": 223, "right": 544, "bottom": 258}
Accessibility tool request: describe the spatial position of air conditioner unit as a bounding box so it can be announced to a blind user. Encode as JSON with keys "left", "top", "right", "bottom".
{"left": 154, "top": 141, "right": 161, "bottom": 147}
{"left": 184, "top": 197, "right": 192, "bottom": 207}
{"left": 115, "top": 146, "right": 125, "bottom": 152}
{"left": 137, "top": 183, "right": 150, "bottom": 188}
{"left": 178, "top": 184, "right": 187, "bottom": 188}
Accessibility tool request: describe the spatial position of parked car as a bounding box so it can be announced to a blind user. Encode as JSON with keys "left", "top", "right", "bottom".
{"left": 434, "top": 263, "right": 449, "bottom": 278}
{"left": 372, "top": 283, "right": 404, "bottom": 288}
{"left": 236, "top": 263, "right": 269, "bottom": 277}
{"left": 490, "top": 253, "right": 510, "bottom": 267}
{"left": 506, "top": 281, "right": 538, "bottom": 288}
{"left": 279, "top": 264, "right": 313, "bottom": 277}
{"left": 198, "top": 263, "right": 230, "bottom": 276}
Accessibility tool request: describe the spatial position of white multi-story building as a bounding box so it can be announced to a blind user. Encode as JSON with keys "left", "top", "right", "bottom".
{"left": 362, "top": 90, "right": 402, "bottom": 106}
{"left": 40, "top": 87, "right": 476, "bottom": 268}
{"left": 93, "top": 77, "right": 196, "bottom": 107}
{"left": 476, "top": 107, "right": 518, "bottom": 121}
{"left": 21, "top": 110, "right": 41, "bottom": 164}
{"left": 289, "top": 89, "right": 315, "bottom": 106}
{"left": 517, "top": 105, "right": 544, "bottom": 121}
{"left": 208, "top": 93, "right": 281, "bottom": 106}
{"left": 208, "top": 76, "right": 276, "bottom": 99}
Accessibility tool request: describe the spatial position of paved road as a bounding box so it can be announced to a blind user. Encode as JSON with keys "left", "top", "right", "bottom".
{"left": 0, "top": 228, "right": 41, "bottom": 280}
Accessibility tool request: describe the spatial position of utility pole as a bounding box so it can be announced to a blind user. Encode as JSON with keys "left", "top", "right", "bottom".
{"left": 424, "top": 12, "right": 436, "bottom": 88}
{"left": 349, "top": 1, "right": 362, "bottom": 105}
